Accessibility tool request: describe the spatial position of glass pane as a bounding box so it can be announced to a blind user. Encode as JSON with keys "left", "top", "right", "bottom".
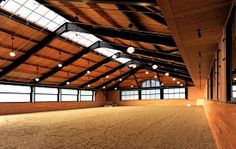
{"left": 16, "top": 6, "right": 32, "bottom": 18}
{"left": 80, "top": 90, "right": 93, "bottom": 95}
{"left": 80, "top": 96, "right": 93, "bottom": 101}
{"left": 35, "top": 87, "right": 58, "bottom": 94}
{"left": 2, "top": 0, "right": 21, "bottom": 13}
{"left": 24, "top": 1, "right": 40, "bottom": 10}
{"left": 62, "top": 89, "right": 77, "bottom": 95}
{"left": 35, "top": 94, "right": 57, "bottom": 102}
{"left": 169, "top": 94, "right": 174, "bottom": 99}
{"left": 34, "top": 5, "right": 49, "bottom": 16}
{"left": 27, "top": 12, "right": 42, "bottom": 22}
{"left": 180, "top": 94, "right": 185, "bottom": 99}
{"left": 61, "top": 95, "right": 77, "bottom": 102}
{"left": 232, "top": 85, "right": 236, "bottom": 91}
{"left": 0, "top": 94, "right": 30, "bottom": 102}
{"left": 0, "top": 84, "right": 30, "bottom": 93}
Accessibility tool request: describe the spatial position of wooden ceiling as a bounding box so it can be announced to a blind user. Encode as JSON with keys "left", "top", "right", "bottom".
{"left": 0, "top": 0, "right": 193, "bottom": 90}
{"left": 159, "top": 0, "right": 233, "bottom": 88}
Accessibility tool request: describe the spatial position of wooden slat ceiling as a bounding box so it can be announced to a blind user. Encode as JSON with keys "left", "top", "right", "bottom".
{"left": 0, "top": 0, "right": 191, "bottom": 89}
{"left": 159, "top": 0, "right": 233, "bottom": 88}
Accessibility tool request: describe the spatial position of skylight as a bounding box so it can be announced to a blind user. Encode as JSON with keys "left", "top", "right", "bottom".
{"left": 0, "top": 0, "right": 131, "bottom": 64}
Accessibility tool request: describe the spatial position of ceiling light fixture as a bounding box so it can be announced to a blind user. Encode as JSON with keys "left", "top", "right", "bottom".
{"left": 177, "top": 81, "right": 180, "bottom": 84}
{"left": 131, "top": 85, "right": 134, "bottom": 88}
{"left": 103, "top": 86, "right": 106, "bottom": 89}
{"left": 234, "top": 77, "right": 236, "bottom": 81}
{"left": 172, "top": 78, "right": 176, "bottom": 81}
{"left": 58, "top": 51, "right": 63, "bottom": 68}
{"left": 66, "top": 82, "right": 70, "bottom": 85}
{"left": 119, "top": 78, "right": 122, "bottom": 81}
{"left": 180, "top": 84, "right": 183, "bottom": 86}
{"left": 106, "top": 75, "right": 109, "bottom": 78}
{"left": 87, "top": 70, "right": 90, "bottom": 74}
{"left": 87, "top": 84, "right": 91, "bottom": 87}
{"left": 58, "top": 63, "right": 63, "bottom": 68}
{"left": 127, "top": 23, "right": 135, "bottom": 54}
{"left": 145, "top": 71, "right": 149, "bottom": 74}
{"left": 35, "top": 67, "right": 39, "bottom": 82}
{"left": 154, "top": 75, "right": 157, "bottom": 78}
{"left": 9, "top": 35, "right": 16, "bottom": 57}
{"left": 152, "top": 64, "right": 158, "bottom": 70}
{"left": 165, "top": 72, "right": 169, "bottom": 76}
{"left": 161, "top": 83, "right": 164, "bottom": 86}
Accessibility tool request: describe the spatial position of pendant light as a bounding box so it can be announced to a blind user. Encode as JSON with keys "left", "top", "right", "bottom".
{"left": 66, "top": 72, "right": 70, "bottom": 85}
{"left": 58, "top": 51, "right": 63, "bottom": 68}
{"left": 152, "top": 64, "right": 158, "bottom": 70}
{"left": 9, "top": 35, "right": 16, "bottom": 57}
{"left": 127, "top": 23, "right": 135, "bottom": 54}
{"left": 35, "top": 67, "right": 40, "bottom": 82}
{"left": 87, "top": 60, "right": 90, "bottom": 74}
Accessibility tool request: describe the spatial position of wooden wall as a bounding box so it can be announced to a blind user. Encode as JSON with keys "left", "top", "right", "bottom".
{"left": 204, "top": 100, "right": 236, "bottom": 149}
{"left": 0, "top": 91, "right": 106, "bottom": 115}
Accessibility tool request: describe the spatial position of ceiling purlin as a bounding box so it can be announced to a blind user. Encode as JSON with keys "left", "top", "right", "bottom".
{"left": 59, "top": 53, "right": 119, "bottom": 86}
{"left": 35, "top": 42, "right": 101, "bottom": 83}
{"left": 95, "top": 66, "right": 141, "bottom": 89}
{"left": 78, "top": 61, "right": 132, "bottom": 88}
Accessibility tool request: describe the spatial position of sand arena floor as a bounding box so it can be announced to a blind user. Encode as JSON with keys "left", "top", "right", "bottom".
{"left": 0, "top": 106, "right": 215, "bottom": 149}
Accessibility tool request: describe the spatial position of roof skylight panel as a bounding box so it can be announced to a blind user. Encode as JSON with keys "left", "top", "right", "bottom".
{"left": 1, "top": 0, "right": 69, "bottom": 31}
{"left": 1, "top": 0, "right": 21, "bottom": 13}
{"left": 0, "top": 0, "right": 130, "bottom": 64}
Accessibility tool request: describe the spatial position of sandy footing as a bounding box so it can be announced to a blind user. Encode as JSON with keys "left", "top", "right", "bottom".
{"left": 0, "top": 106, "right": 215, "bottom": 149}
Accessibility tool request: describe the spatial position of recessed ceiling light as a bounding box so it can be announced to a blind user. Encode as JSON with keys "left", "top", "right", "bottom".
{"left": 177, "top": 81, "right": 180, "bottom": 84}
{"left": 127, "top": 47, "right": 135, "bottom": 54}
{"left": 131, "top": 85, "right": 133, "bottom": 88}
{"left": 87, "top": 70, "right": 90, "bottom": 74}
{"left": 87, "top": 84, "right": 90, "bottom": 87}
{"left": 165, "top": 72, "right": 169, "bottom": 76}
{"left": 161, "top": 83, "right": 164, "bottom": 86}
{"left": 66, "top": 81, "right": 70, "bottom": 85}
{"left": 35, "top": 77, "right": 40, "bottom": 82}
{"left": 152, "top": 64, "right": 158, "bottom": 69}
{"left": 114, "top": 87, "right": 117, "bottom": 90}
{"left": 106, "top": 75, "right": 109, "bottom": 78}
{"left": 58, "top": 63, "right": 63, "bottom": 68}
{"left": 234, "top": 77, "right": 236, "bottom": 81}
{"left": 103, "top": 86, "right": 106, "bottom": 89}
{"left": 119, "top": 78, "right": 122, "bottom": 81}
{"left": 154, "top": 75, "right": 157, "bottom": 78}
{"left": 9, "top": 51, "right": 16, "bottom": 57}
{"left": 180, "top": 84, "right": 183, "bottom": 86}
{"left": 172, "top": 78, "right": 176, "bottom": 81}
{"left": 145, "top": 71, "right": 149, "bottom": 74}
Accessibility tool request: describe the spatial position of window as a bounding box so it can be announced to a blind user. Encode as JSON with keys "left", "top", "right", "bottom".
{"left": 35, "top": 87, "right": 58, "bottom": 102}
{"left": 233, "top": 85, "right": 236, "bottom": 98}
{"left": 141, "top": 89, "right": 160, "bottom": 100}
{"left": 121, "top": 90, "right": 139, "bottom": 100}
{"left": 79, "top": 90, "right": 94, "bottom": 101}
{"left": 0, "top": 84, "right": 31, "bottom": 102}
{"left": 164, "top": 88, "right": 185, "bottom": 99}
{"left": 142, "top": 80, "right": 160, "bottom": 88}
{"left": 61, "top": 89, "right": 78, "bottom": 102}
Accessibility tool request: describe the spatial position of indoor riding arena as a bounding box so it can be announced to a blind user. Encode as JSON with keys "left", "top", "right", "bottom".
{"left": 0, "top": 0, "right": 235, "bottom": 149}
